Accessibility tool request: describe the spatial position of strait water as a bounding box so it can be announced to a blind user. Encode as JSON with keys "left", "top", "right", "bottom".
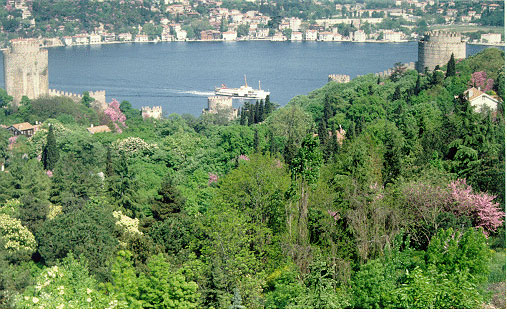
{"left": 0, "top": 41, "right": 500, "bottom": 116}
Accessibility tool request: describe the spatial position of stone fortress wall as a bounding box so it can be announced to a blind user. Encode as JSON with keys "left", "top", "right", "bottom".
{"left": 375, "top": 61, "right": 415, "bottom": 77}
{"left": 207, "top": 96, "right": 233, "bottom": 112}
{"left": 203, "top": 96, "right": 238, "bottom": 120}
{"left": 48, "top": 89, "right": 107, "bottom": 110}
{"left": 328, "top": 74, "right": 350, "bottom": 83}
{"left": 3, "top": 38, "right": 49, "bottom": 105}
{"left": 142, "top": 106, "right": 162, "bottom": 119}
{"left": 416, "top": 31, "right": 466, "bottom": 73}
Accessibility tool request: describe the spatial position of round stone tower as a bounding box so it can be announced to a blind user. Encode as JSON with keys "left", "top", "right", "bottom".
{"left": 416, "top": 31, "right": 466, "bottom": 73}
{"left": 3, "top": 38, "right": 49, "bottom": 105}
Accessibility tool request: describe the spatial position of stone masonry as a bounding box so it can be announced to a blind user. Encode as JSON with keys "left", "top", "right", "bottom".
{"left": 328, "top": 74, "right": 351, "bottom": 83}
{"left": 417, "top": 31, "right": 466, "bottom": 73}
{"left": 3, "top": 38, "right": 49, "bottom": 105}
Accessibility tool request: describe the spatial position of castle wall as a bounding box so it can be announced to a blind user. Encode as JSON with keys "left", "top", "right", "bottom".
{"left": 417, "top": 31, "right": 466, "bottom": 73}
{"left": 142, "top": 106, "right": 163, "bottom": 119}
{"left": 203, "top": 96, "right": 237, "bottom": 120}
{"left": 3, "top": 39, "right": 49, "bottom": 105}
{"left": 328, "top": 74, "right": 350, "bottom": 83}
{"left": 48, "top": 89, "right": 108, "bottom": 111}
{"left": 207, "top": 96, "right": 233, "bottom": 112}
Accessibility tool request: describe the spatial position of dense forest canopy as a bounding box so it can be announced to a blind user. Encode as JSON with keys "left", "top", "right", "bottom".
{"left": 0, "top": 47, "right": 505, "bottom": 309}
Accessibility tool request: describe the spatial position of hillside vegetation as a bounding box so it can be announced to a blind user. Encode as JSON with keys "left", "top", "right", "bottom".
{"left": 0, "top": 48, "right": 505, "bottom": 309}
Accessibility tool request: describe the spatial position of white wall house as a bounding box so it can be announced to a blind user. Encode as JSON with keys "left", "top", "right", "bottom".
{"left": 464, "top": 87, "right": 499, "bottom": 112}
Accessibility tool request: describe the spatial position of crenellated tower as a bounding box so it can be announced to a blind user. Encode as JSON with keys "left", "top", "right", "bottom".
{"left": 3, "top": 39, "right": 49, "bottom": 105}
{"left": 416, "top": 31, "right": 466, "bottom": 73}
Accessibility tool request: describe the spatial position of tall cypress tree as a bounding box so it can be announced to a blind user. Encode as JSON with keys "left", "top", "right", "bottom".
{"left": 105, "top": 147, "right": 114, "bottom": 177}
{"left": 42, "top": 125, "right": 59, "bottom": 171}
{"left": 323, "top": 94, "right": 332, "bottom": 126}
{"left": 247, "top": 103, "right": 254, "bottom": 125}
{"left": 317, "top": 118, "right": 327, "bottom": 146}
{"left": 414, "top": 74, "right": 422, "bottom": 95}
{"left": 152, "top": 174, "right": 185, "bottom": 221}
{"left": 269, "top": 131, "right": 276, "bottom": 155}
{"left": 331, "top": 123, "right": 339, "bottom": 156}
{"left": 446, "top": 53, "right": 456, "bottom": 78}
{"left": 253, "top": 128, "right": 259, "bottom": 153}
{"left": 392, "top": 85, "right": 401, "bottom": 101}
{"left": 264, "top": 95, "right": 272, "bottom": 116}
{"left": 240, "top": 107, "right": 246, "bottom": 125}
{"left": 259, "top": 99, "right": 265, "bottom": 122}
{"left": 254, "top": 101, "right": 260, "bottom": 124}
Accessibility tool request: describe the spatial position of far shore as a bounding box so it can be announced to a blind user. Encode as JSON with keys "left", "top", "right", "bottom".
{"left": 0, "top": 38, "right": 502, "bottom": 52}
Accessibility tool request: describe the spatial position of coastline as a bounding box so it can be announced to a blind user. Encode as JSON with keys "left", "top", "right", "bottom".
{"left": 35, "top": 38, "right": 504, "bottom": 50}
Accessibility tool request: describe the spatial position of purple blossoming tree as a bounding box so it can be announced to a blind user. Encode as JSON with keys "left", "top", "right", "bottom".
{"left": 104, "top": 99, "right": 127, "bottom": 133}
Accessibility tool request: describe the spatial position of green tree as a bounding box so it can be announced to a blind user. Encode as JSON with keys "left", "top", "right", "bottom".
{"left": 139, "top": 253, "right": 200, "bottom": 308}
{"left": 37, "top": 198, "right": 118, "bottom": 281}
{"left": 14, "top": 253, "right": 111, "bottom": 309}
{"left": 287, "top": 135, "right": 323, "bottom": 257}
{"left": 103, "top": 250, "right": 143, "bottom": 308}
{"left": 445, "top": 53, "right": 456, "bottom": 78}
{"left": 41, "top": 125, "right": 59, "bottom": 171}
{"left": 0, "top": 89, "right": 12, "bottom": 109}
{"left": 80, "top": 91, "right": 94, "bottom": 108}
{"left": 152, "top": 174, "right": 186, "bottom": 221}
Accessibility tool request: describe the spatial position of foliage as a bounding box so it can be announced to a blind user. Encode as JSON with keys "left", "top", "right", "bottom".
{"left": 139, "top": 253, "right": 200, "bottom": 308}
{"left": 36, "top": 198, "right": 118, "bottom": 281}
{"left": 104, "top": 99, "right": 127, "bottom": 133}
{"left": 41, "top": 125, "right": 59, "bottom": 171}
{"left": 151, "top": 174, "right": 186, "bottom": 221}
{"left": 112, "top": 136, "right": 157, "bottom": 157}
{"left": 0, "top": 46, "right": 503, "bottom": 310}
{"left": 13, "top": 253, "right": 110, "bottom": 309}
{"left": 0, "top": 213, "right": 36, "bottom": 262}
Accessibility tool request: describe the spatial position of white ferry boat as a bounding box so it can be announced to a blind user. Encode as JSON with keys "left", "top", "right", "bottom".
{"left": 215, "top": 76, "right": 270, "bottom": 99}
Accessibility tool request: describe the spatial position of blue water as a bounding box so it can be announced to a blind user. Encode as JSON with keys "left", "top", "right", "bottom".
{"left": 0, "top": 41, "right": 500, "bottom": 116}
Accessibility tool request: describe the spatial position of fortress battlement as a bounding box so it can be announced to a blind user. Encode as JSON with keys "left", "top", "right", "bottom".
{"left": 207, "top": 96, "right": 233, "bottom": 110}
{"left": 48, "top": 89, "right": 108, "bottom": 110}
{"left": 417, "top": 31, "right": 466, "bottom": 73}
{"left": 142, "top": 106, "right": 162, "bottom": 119}
{"left": 328, "top": 74, "right": 351, "bottom": 83}
{"left": 8, "top": 38, "right": 43, "bottom": 54}
{"left": 3, "top": 39, "right": 49, "bottom": 105}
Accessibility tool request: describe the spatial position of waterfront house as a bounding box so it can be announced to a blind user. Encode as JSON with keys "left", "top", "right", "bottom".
{"left": 222, "top": 31, "right": 237, "bottom": 41}
{"left": 161, "top": 32, "right": 174, "bottom": 41}
{"left": 175, "top": 29, "right": 187, "bottom": 40}
{"left": 305, "top": 29, "right": 318, "bottom": 41}
{"left": 383, "top": 30, "right": 403, "bottom": 42}
{"left": 353, "top": 30, "right": 367, "bottom": 42}
{"left": 118, "top": 33, "right": 132, "bottom": 41}
{"left": 135, "top": 34, "right": 149, "bottom": 42}
{"left": 271, "top": 32, "right": 286, "bottom": 41}
{"left": 481, "top": 33, "right": 502, "bottom": 44}
{"left": 62, "top": 36, "right": 73, "bottom": 46}
{"left": 89, "top": 34, "right": 102, "bottom": 44}
{"left": 318, "top": 32, "right": 334, "bottom": 41}
{"left": 291, "top": 32, "right": 303, "bottom": 41}
{"left": 102, "top": 33, "right": 116, "bottom": 42}
{"left": 256, "top": 28, "right": 269, "bottom": 39}
{"left": 73, "top": 34, "right": 89, "bottom": 45}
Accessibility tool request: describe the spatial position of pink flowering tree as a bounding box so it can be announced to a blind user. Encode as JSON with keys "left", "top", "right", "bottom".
{"left": 238, "top": 154, "right": 250, "bottom": 161}
{"left": 104, "top": 99, "right": 127, "bottom": 133}
{"left": 448, "top": 179, "right": 504, "bottom": 234}
{"left": 208, "top": 172, "right": 218, "bottom": 186}
{"left": 469, "top": 71, "right": 494, "bottom": 92}
{"left": 8, "top": 136, "right": 17, "bottom": 150}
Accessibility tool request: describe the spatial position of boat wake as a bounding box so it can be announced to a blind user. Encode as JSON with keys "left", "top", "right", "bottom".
{"left": 173, "top": 89, "right": 215, "bottom": 96}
